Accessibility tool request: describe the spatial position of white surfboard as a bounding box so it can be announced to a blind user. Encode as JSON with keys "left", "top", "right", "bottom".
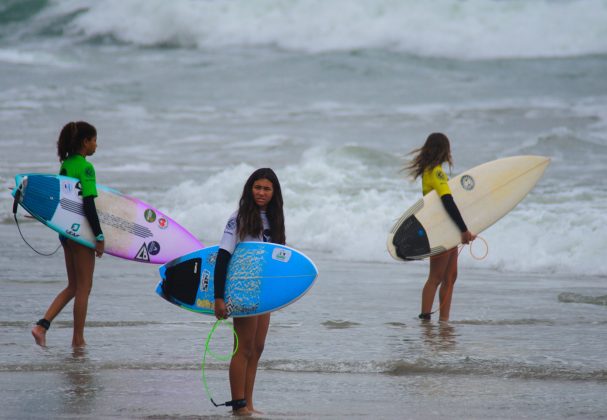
{"left": 387, "top": 155, "right": 550, "bottom": 261}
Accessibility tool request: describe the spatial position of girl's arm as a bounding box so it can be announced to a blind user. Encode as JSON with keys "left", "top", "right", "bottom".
{"left": 213, "top": 248, "right": 231, "bottom": 301}
{"left": 82, "top": 196, "right": 105, "bottom": 256}
{"left": 440, "top": 194, "right": 467, "bottom": 233}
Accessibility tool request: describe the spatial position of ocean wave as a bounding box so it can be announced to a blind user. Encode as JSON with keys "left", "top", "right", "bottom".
{"left": 1, "top": 356, "right": 605, "bottom": 382}
{"left": 0, "top": 0, "right": 48, "bottom": 26}
{"left": 154, "top": 143, "right": 607, "bottom": 276}
{"left": 322, "top": 320, "right": 362, "bottom": 330}
{"left": 0, "top": 48, "right": 73, "bottom": 67}
{"left": 2, "top": 140, "right": 606, "bottom": 275}
{"left": 384, "top": 359, "right": 607, "bottom": 382}
{"left": 0, "top": 320, "right": 215, "bottom": 329}
{"left": 453, "top": 319, "right": 557, "bottom": 326}
{"left": 558, "top": 292, "right": 607, "bottom": 306}
{"left": 4, "top": 0, "right": 607, "bottom": 59}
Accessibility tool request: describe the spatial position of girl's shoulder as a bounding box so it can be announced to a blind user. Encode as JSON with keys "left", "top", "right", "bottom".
{"left": 431, "top": 164, "right": 447, "bottom": 179}
{"left": 61, "top": 154, "right": 93, "bottom": 174}
{"left": 224, "top": 210, "right": 239, "bottom": 229}
{"left": 422, "top": 164, "right": 443, "bottom": 176}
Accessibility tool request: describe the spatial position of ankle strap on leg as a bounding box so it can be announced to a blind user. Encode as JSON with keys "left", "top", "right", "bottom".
{"left": 225, "top": 399, "right": 247, "bottom": 410}
{"left": 36, "top": 319, "right": 51, "bottom": 330}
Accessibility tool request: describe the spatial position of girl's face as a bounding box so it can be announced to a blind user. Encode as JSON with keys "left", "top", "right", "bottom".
{"left": 252, "top": 178, "right": 273, "bottom": 210}
{"left": 82, "top": 136, "right": 97, "bottom": 156}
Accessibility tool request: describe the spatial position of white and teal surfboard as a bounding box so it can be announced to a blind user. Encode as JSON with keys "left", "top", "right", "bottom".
{"left": 12, "top": 173, "right": 202, "bottom": 263}
{"left": 156, "top": 242, "right": 318, "bottom": 317}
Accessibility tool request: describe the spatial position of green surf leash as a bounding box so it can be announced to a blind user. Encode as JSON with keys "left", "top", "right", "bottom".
{"left": 202, "top": 319, "right": 239, "bottom": 407}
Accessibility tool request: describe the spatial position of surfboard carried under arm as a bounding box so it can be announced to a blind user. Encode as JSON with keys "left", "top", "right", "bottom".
{"left": 12, "top": 173, "right": 202, "bottom": 264}
{"left": 387, "top": 155, "right": 550, "bottom": 261}
{"left": 157, "top": 242, "right": 318, "bottom": 317}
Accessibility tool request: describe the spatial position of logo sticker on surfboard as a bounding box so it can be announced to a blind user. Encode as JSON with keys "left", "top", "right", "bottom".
{"left": 144, "top": 209, "right": 156, "bottom": 223}
{"left": 147, "top": 241, "right": 160, "bottom": 256}
{"left": 62, "top": 181, "right": 75, "bottom": 195}
{"left": 65, "top": 223, "right": 81, "bottom": 238}
{"left": 461, "top": 175, "right": 475, "bottom": 191}
{"left": 135, "top": 243, "right": 150, "bottom": 262}
{"left": 200, "top": 269, "right": 210, "bottom": 291}
{"left": 272, "top": 248, "right": 292, "bottom": 263}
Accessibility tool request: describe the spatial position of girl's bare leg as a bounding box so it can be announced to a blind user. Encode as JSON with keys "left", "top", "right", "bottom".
{"left": 70, "top": 242, "right": 95, "bottom": 347}
{"left": 229, "top": 316, "right": 257, "bottom": 415}
{"left": 420, "top": 250, "right": 451, "bottom": 315}
{"left": 438, "top": 248, "right": 459, "bottom": 321}
{"left": 32, "top": 241, "right": 78, "bottom": 346}
{"left": 245, "top": 313, "right": 270, "bottom": 413}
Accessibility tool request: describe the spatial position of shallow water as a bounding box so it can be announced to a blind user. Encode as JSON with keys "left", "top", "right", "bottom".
{"left": 1, "top": 225, "right": 606, "bottom": 419}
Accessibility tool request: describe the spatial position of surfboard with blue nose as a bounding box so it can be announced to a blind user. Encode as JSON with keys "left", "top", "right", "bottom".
{"left": 156, "top": 242, "right": 318, "bottom": 317}
{"left": 12, "top": 173, "right": 202, "bottom": 263}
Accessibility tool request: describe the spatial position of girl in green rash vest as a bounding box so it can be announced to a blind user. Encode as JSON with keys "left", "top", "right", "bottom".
{"left": 407, "top": 133, "right": 476, "bottom": 322}
{"left": 31, "top": 121, "right": 104, "bottom": 348}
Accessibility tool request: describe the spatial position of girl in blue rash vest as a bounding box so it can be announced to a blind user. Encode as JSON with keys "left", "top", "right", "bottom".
{"left": 213, "top": 168, "right": 286, "bottom": 415}
{"left": 407, "top": 133, "right": 476, "bottom": 322}
{"left": 31, "top": 121, "right": 104, "bottom": 348}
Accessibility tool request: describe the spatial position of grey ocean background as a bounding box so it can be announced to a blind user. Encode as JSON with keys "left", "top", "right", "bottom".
{"left": 1, "top": 1, "right": 606, "bottom": 418}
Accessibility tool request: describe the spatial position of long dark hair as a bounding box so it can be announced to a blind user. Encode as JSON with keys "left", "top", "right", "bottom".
{"left": 237, "top": 168, "right": 286, "bottom": 245}
{"left": 406, "top": 132, "right": 453, "bottom": 179}
{"left": 57, "top": 121, "right": 97, "bottom": 162}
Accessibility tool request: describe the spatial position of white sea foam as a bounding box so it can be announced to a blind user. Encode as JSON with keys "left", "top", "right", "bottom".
{"left": 158, "top": 145, "right": 607, "bottom": 276}
{"left": 0, "top": 48, "right": 70, "bottom": 67}
{"left": 38, "top": 0, "right": 607, "bottom": 59}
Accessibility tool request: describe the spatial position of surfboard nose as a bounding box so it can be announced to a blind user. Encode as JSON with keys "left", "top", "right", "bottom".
{"left": 531, "top": 155, "right": 551, "bottom": 166}
{"left": 527, "top": 155, "right": 551, "bottom": 178}
{"left": 12, "top": 174, "right": 26, "bottom": 197}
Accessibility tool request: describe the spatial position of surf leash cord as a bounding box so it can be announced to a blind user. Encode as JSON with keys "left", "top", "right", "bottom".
{"left": 12, "top": 188, "right": 61, "bottom": 257}
{"left": 202, "top": 318, "right": 242, "bottom": 408}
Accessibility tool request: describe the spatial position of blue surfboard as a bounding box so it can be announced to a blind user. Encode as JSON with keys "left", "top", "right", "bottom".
{"left": 156, "top": 242, "right": 318, "bottom": 317}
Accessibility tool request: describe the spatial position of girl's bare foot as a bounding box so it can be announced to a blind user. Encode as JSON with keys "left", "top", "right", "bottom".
{"left": 71, "top": 345, "right": 88, "bottom": 358}
{"left": 232, "top": 407, "right": 252, "bottom": 416}
{"left": 31, "top": 325, "right": 47, "bottom": 347}
{"left": 72, "top": 338, "right": 86, "bottom": 348}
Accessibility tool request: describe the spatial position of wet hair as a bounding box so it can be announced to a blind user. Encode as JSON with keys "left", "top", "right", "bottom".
{"left": 56, "top": 121, "right": 97, "bottom": 162}
{"left": 237, "top": 168, "right": 286, "bottom": 245}
{"left": 406, "top": 132, "right": 453, "bottom": 179}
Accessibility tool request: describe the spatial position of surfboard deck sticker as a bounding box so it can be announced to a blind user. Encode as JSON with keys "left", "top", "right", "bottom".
{"left": 387, "top": 155, "right": 550, "bottom": 261}
{"left": 156, "top": 242, "right": 318, "bottom": 317}
{"left": 12, "top": 173, "right": 203, "bottom": 264}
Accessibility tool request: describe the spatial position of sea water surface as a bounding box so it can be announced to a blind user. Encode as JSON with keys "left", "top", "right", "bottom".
{"left": 1, "top": 1, "right": 606, "bottom": 418}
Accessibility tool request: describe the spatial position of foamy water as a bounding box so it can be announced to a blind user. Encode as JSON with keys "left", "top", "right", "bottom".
{"left": 7, "top": 0, "right": 605, "bottom": 59}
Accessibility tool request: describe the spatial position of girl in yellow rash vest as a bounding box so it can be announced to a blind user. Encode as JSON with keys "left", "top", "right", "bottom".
{"left": 31, "top": 121, "right": 104, "bottom": 348}
{"left": 407, "top": 133, "right": 476, "bottom": 322}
